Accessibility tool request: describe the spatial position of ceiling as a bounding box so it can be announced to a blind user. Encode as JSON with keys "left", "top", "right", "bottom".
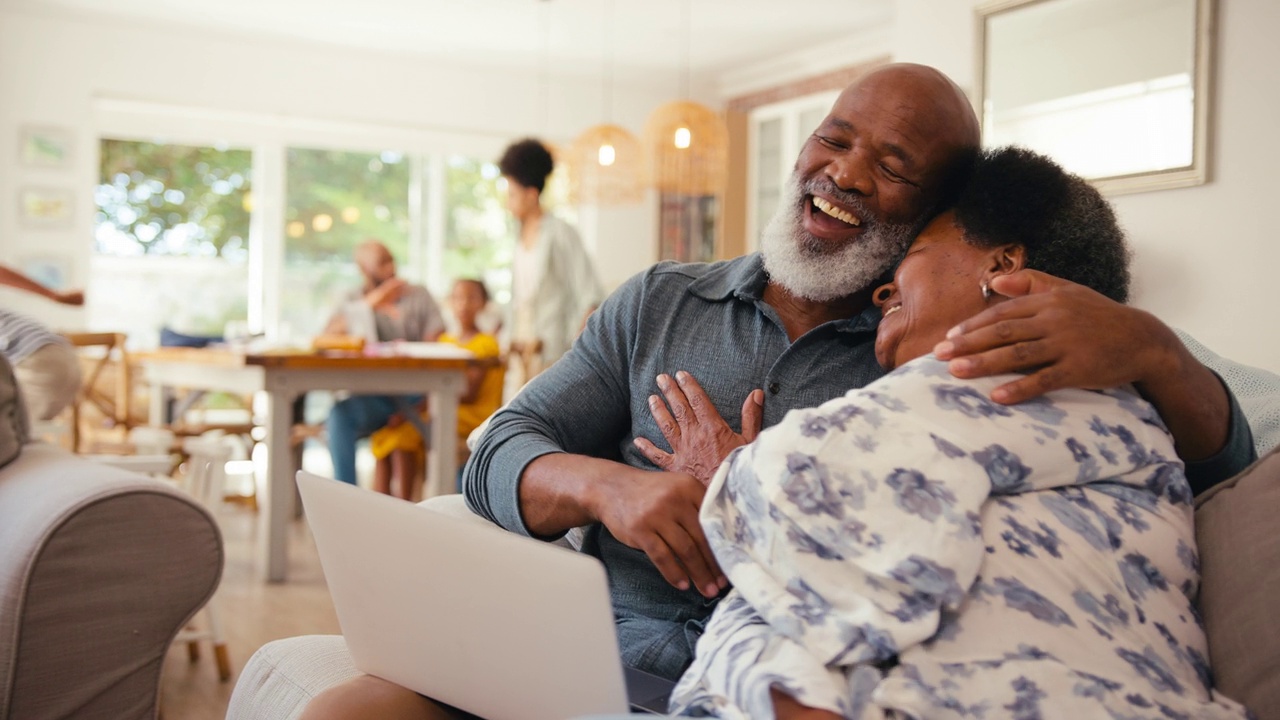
{"left": 12, "top": 0, "right": 895, "bottom": 85}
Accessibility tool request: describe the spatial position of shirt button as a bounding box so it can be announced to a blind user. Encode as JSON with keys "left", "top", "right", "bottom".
{"left": 768, "top": 382, "right": 781, "bottom": 395}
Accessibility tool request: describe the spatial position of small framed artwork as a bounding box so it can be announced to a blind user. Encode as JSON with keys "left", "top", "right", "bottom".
{"left": 18, "top": 187, "right": 75, "bottom": 229}
{"left": 19, "top": 125, "right": 74, "bottom": 169}
{"left": 20, "top": 255, "right": 71, "bottom": 291}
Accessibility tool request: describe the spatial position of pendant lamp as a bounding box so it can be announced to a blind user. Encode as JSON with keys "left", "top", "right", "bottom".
{"left": 643, "top": 0, "right": 728, "bottom": 196}
{"left": 568, "top": 0, "right": 645, "bottom": 204}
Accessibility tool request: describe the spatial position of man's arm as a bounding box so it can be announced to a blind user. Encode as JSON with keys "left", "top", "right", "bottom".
{"left": 935, "top": 270, "right": 1253, "bottom": 484}
{"left": 0, "top": 264, "right": 83, "bottom": 305}
{"left": 462, "top": 269, "right": 723, "bottom": 597}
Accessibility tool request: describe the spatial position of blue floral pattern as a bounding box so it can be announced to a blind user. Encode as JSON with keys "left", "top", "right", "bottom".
{"left": 670, "top": 355, "right": 1247, "bottom": 720}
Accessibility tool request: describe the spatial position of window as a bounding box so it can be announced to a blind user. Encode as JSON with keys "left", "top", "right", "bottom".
{"left": 92, "top": 139, "right": 252, "bottom": 346}
{"left": 282, "top": 147, "right": 412, "bottom": 341}
{"left": 747, "top": 92, "right": 839, "bottom": 252}
{"left": 442, "top": 155, "right": 512, "bottom": 305}
{"left": 90, "top": 114, "right": 520, "bottom": 348}
{"left": 659, "top": 194, "right": 718, "bottom": 263}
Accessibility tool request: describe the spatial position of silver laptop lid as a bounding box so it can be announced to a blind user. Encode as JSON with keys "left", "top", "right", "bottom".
{"left": 296, "top": 471, "right": 630, "bottom": 720}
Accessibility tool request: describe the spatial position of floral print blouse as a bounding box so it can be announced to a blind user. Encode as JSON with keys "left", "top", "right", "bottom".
{"left": 669, "top": 355, "right": 1248, "bottom": 719}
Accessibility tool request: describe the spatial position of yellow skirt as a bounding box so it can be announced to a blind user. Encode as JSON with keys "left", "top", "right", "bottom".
{"left": 369, "top": 419, "right": 424, "bottom": 459}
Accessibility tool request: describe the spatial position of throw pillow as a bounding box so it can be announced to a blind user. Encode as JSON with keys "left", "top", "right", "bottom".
{"left": 1195, "top": 444, "right": 1280, "bottom": 718}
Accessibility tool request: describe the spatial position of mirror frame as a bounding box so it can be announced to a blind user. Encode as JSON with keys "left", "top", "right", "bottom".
{"left": 975, "top": 0, "right": 1214, "bottom": 196}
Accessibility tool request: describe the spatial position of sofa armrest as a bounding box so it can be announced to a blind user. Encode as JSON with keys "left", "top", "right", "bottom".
{"left": 0, "top": 443, "right": 224, "bottom": 720}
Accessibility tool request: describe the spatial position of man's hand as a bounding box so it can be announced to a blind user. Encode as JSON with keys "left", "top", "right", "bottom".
{"left": 633, "top": 371, "right": 763, "bottom": 485}
{"left": 54, "top": 290, "right": 84, "bottom": 306}
{"left": 364, "top": 278, "right": 406, "bottom": 313}
{"left": 935, "top": 269, "right": 1228, "bottom": 460}
{"left": 934, "top": 270, "right": 1179, "bottom": 402}
{"left": 590, "top": 468, "right": 726, "bottom": 598}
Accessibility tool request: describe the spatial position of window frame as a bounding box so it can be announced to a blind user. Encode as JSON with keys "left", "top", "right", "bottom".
{"left": 92, "top": 98, "right": 510, "bottom": 343}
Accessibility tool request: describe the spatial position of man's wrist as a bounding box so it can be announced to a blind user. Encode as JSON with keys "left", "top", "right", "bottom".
{"left": 1130, "top": 311, "right": 1186, "bottom": 391}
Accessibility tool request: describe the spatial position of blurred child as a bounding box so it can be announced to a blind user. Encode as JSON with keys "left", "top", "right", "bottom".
{"left": 369, "top": 279, "right": 504, "bottom": 500}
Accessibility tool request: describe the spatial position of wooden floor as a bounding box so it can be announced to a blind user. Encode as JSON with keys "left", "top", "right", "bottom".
{"left": 160, "top": 502, "right": 342, "bottom": 720}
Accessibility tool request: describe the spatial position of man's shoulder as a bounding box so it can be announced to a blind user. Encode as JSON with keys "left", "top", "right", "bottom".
{"left": 638, "top": 254, "right": 763, "bottom": 298}
{"left": 399, "top": 283, "right": 437, "bottom": 303}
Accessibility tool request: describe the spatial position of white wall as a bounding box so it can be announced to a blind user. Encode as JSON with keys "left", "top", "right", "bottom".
{"left": 893, "top": 0, "right": 1280, "bottom": 373}
{"left": 0, "top": 6, "right": 664, "bottom": 330}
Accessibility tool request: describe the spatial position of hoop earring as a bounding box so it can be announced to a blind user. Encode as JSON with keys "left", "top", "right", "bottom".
{"left": 981, "top": 281, "right": 992, "bottom": 299}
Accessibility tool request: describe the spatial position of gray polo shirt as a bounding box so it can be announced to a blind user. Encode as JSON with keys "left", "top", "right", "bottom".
{"left": 463, "top": 252, "right": 1254, "bottom": 680}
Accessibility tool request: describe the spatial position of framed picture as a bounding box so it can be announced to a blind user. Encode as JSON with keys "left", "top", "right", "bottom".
{"left": 18, "top": 187, "right": 75, "bottom": 229}
{"left": 19, "top": 125, "right": 74, "bottom": 168}
{"left": 20, "top": 255, "right": 71, "bottom": 291}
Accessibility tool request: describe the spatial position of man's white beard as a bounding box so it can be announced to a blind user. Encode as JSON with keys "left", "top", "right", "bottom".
{"left": 760, "top": 175, "right": 916, "bottom": 302}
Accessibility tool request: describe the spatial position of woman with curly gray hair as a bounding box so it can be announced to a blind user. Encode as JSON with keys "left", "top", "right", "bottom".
{"left": 661, "top": 147, "right": 1248, "bottom": 719}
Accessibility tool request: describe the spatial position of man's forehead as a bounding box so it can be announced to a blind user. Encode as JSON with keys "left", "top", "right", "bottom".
{"left": 824, "top": 96, "right": 930, "bottom": 157}
{"left": 825, "top": 75, "right": 968, "bottom": 170}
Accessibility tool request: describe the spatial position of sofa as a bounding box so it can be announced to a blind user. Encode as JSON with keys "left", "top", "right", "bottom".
{"left": 226, "top": 443, "right": 1280, "bottom": 719}
{"left": 0, "top": 442, "right": 225, "bottom": 720}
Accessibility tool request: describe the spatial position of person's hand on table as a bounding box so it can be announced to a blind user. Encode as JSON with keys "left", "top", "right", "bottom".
{"left": 634, "top": 371, "right": 764, "bottom": 486}
{"left": 590, "top": 467, "right": 727, "bottom": 598}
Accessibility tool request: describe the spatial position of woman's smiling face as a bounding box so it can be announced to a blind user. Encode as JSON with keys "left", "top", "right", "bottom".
{"left": 873, "top": 211, "right": 1017, "bottom": 370}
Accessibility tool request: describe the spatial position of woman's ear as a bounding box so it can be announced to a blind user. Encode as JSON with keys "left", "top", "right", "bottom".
{"left": 992, "top": 244, "right": 1026, "bottom": 276}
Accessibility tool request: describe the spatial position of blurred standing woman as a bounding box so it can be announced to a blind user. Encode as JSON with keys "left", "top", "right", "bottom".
{"left": 498, "top": 138, "right": 603, "bottom": 392}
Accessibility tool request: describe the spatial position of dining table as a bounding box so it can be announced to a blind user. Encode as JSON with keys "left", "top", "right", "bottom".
{"left": 137, "top": 345, "right": 470, "bottom": 582}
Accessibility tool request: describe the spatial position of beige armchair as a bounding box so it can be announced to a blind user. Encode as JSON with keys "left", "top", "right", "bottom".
{"left": 0, "top": 442, "right": 224, "bottom": 719}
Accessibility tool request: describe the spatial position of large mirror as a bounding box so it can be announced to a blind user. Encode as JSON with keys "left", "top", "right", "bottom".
{"left": 976, "top": 0, "right": 1213, "bottom": 195}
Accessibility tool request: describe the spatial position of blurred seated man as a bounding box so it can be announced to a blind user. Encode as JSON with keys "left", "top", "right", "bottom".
{"left": 0, "top": 264, "right": 84, "bottom": 424}
{"left": 323, "top": 240, "right": 445, "bottom": 486}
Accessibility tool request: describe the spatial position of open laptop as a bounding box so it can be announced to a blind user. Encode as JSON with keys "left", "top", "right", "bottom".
{"left": 296, "top": 471, "right": 675, "bottom": 720}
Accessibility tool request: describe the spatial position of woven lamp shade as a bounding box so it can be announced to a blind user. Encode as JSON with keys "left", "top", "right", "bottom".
{"left": 643, "top": 100, "right": 728, "bottom": 196}
{"left": 567, "top": 124, "right": 646, "bottom": 205}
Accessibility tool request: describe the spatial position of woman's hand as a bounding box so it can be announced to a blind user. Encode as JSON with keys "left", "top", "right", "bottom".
{"left": 633, "top": 371, "right": 763, "bottom": 485}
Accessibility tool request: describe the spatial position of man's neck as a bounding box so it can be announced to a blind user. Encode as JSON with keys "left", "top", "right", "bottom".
{"left": 761, "top": 281, "right": 871, "bottom": 342}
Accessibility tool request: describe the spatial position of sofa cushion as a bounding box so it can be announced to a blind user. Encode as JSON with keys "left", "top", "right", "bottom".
{"left": 0, "top": 354, "right": 27, "bottom": 470}
{"left": 1195, "top": 444, "right": 1280, "bottom": 718}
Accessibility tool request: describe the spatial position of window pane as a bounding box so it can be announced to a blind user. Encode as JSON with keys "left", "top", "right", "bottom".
{"left": 282, "top": 147, "right": 411, "bottom": 342}
{"left": 797, "top": 106, "right": 826, "bottom": 148}
{"left": 755, "top": 117, "right": 783, "bottom": 242}
{"left": 659, "top": 194, "right": 718, "bottom": 263}
{"left": 444, "top": 155, "right": 512, "bottom": 305}
{"left": 92, "top": 139, "right": 252, "bottom": 346}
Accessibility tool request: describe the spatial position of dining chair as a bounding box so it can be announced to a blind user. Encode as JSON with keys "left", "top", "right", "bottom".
{"left": 173, "top": 433, "right": 234, "bottom": 681}
{"left": 62, "top": 331, "right": 137, "bottom": 453}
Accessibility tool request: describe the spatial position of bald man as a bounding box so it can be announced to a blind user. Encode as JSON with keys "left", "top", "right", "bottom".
{"left": 301, "top": 64, "right": 1252, "bottom": 719}
{"left": 323, "top": 240, "right": 444, "bottom": 485}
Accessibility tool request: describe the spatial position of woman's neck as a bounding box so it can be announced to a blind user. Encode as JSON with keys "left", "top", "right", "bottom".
{"left": 454, "top": 324, "right": 479, "bottom": 342}
{"left": 519, "top": 207, "right": 544, "bottom": 249}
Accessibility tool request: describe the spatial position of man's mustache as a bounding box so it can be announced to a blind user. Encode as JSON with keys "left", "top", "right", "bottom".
{"left": 798, "top": 176, "right": 874, "bottom": 226}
